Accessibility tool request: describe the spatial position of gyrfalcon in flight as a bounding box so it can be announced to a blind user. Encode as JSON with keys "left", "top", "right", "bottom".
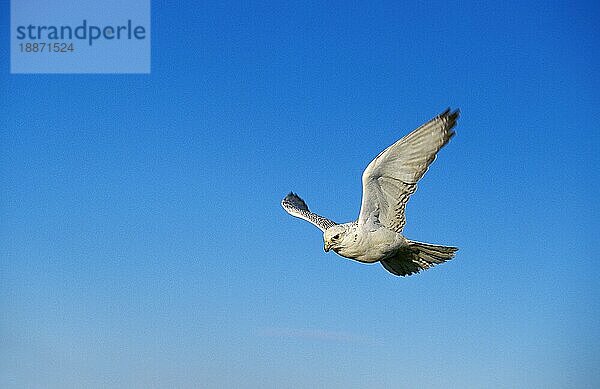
{"left": 281, "top": 109, "right": 459, "bottom": 276}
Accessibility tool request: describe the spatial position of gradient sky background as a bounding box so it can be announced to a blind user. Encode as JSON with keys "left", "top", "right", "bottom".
{"left": 1, "top": 1, "right": 599, "bottom": 388}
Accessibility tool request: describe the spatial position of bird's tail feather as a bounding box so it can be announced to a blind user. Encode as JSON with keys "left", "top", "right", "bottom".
{"left": 408, "top": 240, "right": 458, "bottom": 267}
{"left": 380, "top": 240, "right": 458, "bottom": 276}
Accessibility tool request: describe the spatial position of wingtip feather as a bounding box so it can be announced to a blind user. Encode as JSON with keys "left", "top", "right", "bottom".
{"left": 282, "top": 192, "right": 310, "bottom": 212}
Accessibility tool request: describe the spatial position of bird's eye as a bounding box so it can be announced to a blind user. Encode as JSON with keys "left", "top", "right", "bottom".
{"left": 333, "top": 234, "right": 340, "bottom": 240}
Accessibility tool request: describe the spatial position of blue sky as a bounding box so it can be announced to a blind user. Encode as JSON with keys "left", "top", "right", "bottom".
{"left": 1, "top": 1, "right": 599, "bottom": 388}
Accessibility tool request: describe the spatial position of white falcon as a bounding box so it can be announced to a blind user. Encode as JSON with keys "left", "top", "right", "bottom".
{"left": 281, "top": 109, "right": 459, "bottom": 276}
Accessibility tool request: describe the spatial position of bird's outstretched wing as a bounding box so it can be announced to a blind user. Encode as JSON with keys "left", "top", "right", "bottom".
{"left": 358, "top": 109, "right": 459, "bottom": 232}
{"left": 281, "top": 192, "right": 337, "bottom": 232}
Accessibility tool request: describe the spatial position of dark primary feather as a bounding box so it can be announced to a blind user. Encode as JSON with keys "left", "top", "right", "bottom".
{"left": 282, "top": 192, "right": 309, "bottom": 212}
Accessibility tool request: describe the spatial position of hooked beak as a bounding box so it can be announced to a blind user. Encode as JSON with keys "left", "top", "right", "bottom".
{"left": 324, "top": 241, "right": 331, "bottom": 252}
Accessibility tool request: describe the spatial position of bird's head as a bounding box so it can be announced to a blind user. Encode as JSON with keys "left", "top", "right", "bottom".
{"left": 323, "top": 225, "right": 348, "bottom": 252}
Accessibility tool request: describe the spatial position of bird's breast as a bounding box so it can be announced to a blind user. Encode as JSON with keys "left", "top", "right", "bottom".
{"left": 335, "top": 228, "right": 406, "bottom": 263}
